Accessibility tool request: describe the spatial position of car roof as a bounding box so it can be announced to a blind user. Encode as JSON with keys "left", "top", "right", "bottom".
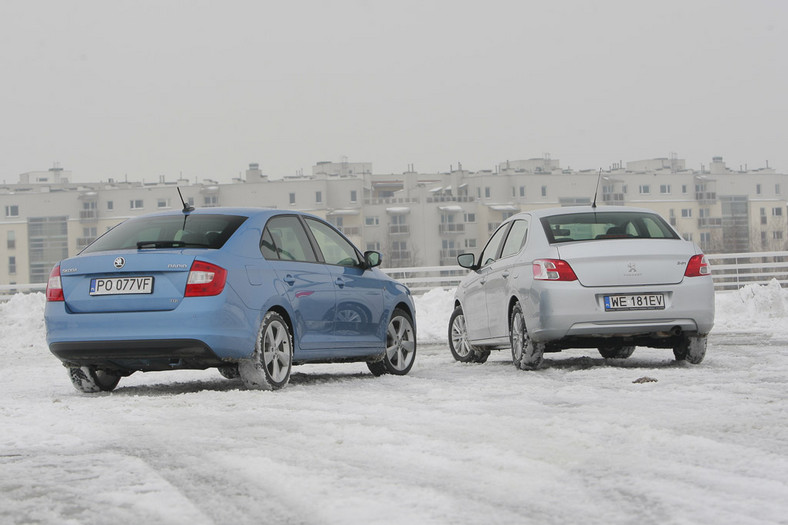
{"left": 128, "top": 207, "right": 320, "bottom": 221}
{"left": 509, "top": 205, "right": 665, "bottom": 221}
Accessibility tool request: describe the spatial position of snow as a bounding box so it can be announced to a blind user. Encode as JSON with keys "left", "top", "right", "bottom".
{"left": 1, "top": 284, "right": 787, "bottom": 525}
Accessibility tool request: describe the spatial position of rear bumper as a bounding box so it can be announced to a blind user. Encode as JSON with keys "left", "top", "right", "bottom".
{"left": 525, "top": 278, "right": 715, "bottom": 343}
{"left": 49, "top": 339, "right": 226, "bottom": 372}
{"left": 45, "top": 292, "right": 259, "bottom": 363}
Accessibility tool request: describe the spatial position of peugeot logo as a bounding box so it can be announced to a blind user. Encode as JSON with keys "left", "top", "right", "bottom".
{"left": 114, "top": 257, "right": 125, "bottom": 269}
{"left": 627, "top": 262, "right": 637, "bottom": 273}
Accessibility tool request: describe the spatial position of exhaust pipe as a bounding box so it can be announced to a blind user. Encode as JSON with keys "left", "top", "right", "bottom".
{"left": 670, "top": 326, "right": 682, "bottom": 337}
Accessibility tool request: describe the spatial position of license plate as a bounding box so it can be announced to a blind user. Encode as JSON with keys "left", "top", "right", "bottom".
{"left": 90, "top": 276, "right": 154, "bottom": 296}
{"left": 604, "top": 293, "right": 664, "bottom": 311}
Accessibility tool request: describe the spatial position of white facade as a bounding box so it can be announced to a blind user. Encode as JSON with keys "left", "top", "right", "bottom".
{"left": 1, "top": 157, "right": 787, "bottom": 286}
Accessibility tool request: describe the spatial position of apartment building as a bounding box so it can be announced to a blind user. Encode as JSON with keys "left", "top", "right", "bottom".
{"left": 2, "top": 156, "right": 786, "bottom": 286}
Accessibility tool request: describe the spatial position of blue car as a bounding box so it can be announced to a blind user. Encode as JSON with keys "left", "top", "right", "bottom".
{"left": 45, "top": 206, "right": 417, "bottom": 392}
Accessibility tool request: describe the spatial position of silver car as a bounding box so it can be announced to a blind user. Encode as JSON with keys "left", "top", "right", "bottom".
{"left": 448, "top": 206, "right": 715, "bottom": 369}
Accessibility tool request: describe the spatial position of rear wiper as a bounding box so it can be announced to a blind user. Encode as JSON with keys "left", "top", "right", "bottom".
{"left": 136, "top": 241, "right": 209, "bottom": 249}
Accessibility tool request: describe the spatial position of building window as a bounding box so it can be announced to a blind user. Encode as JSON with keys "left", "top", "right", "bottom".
{"left": 107, "top": 201, "right": 114, "bottom": 210}
{"left": 7, "top": 231, "right": 15, "bottom": 250}
{"left": 465, "top": 238, "right": 477, "bottom": 249}
{"left": 756, "top": 184, "right": 762, "bottom": 194}
{"left": 761, "top": 208, "right": 767, "bottom": 225}
{"left": 682, "top": 185, "right": 688, "bottom": 194}
{"left": 204, "top": 195, "right": 218, "bottom": 207}
{"left": 365, "top": 216, "right": 379, "bottom": 226}
{"left": 639, "top": 185, "right": 651, "bottom": 194}
{"left": 660, "top": 184, "right": 671, "bottom": 194}
{"left": 130, "top": 199, "right": 144, "bottom": 209}
{"left": 366, "top": 242, "right": 381, "bottom": 251}
{"left": 157, "top": 198, "right": 169, "bottom": 208}
{"left": 8, "top": 256, "right": 15, "bottom": 275}
{"left": 5, "top": 205, "right": 19, "bottom": 217}
{"left": 464, "top": 213, "right": 476, "bottom": 223}
{"left": 484, "top": 187, "right": 490, "bottom": 198}
{"left": 681, "top": 209, "right": 692, "bottom": 218}
{"left": 776, "top": 184, "right": 782, "bottom": 195}
{"left": 350, "top": 190, "right": 357, "bottom": 203}
{"left": 541, "top": 186, "right": 547, "bottom": 197}
{"left": 289, "top": 193, "right": 296, "bottom": 205}
{"left": 774, "top": 231, "right": 784, "bottom": 240}
{"left": 519, "top": 186, "right": 525, "bottom": 197}
{"left": 773, "top": 207, "right": 783, "bottom": 217}
{"left": 316, "top": 191, "right": 322, "bottom": 203}
{"left": 477, "top": 187, "right": 481, "bottom": 199}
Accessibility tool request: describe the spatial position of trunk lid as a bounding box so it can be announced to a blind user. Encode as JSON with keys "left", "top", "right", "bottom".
{"left": 59, "top": 251, "right": 197, "bottom": 313}
{"left": 556, "top": 239, "right": 695, "bottom": 287}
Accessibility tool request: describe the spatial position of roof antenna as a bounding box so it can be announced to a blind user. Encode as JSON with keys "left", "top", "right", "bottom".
{"left": 591, "top": 168, "right": 602, "bottom": 208}
{"left": 177, "top": 187, "right": 194, "bottom": 213}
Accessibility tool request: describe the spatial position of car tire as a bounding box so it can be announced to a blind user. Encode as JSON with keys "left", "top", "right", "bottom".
{"left": 673, "top": 334, "right": 707, "bottom": 364}
{"left": 218, "top": 364, "right": 240, "bottom": 379}
{"left": 69, "top": 366, "right": 121, "bottom": 393}
{"left": 238, "top": 311, "right": 293, "bottom": 390}
{"left": 510, "top": 302, "right": 544, "bottom": 370}
{"left": 448, "top": 306, "right": 491, "bottom": 363}
{"left": 372, "top": 308, "right": 416, "bottom": 376}
{"left": 366, "top": 359, "right": 387, "bottom": 377}
{"left": 597, "top": 345, "right": 636, "bottom": 359}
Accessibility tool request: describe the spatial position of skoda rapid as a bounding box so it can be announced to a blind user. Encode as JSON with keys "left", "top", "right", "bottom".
{"left": 45, "top": 207, "right": 416, "bottom": 392}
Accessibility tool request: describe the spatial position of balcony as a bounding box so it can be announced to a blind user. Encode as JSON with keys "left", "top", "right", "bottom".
{"left": 77, "top": 237, "right": 96, "bottom": 250}
{"left": 388, "top": 251, "right": 411, "bottom": 262}
{"left": 389, "top": 225, "right": 410, "bottom": 235}
{"left": 440, "top": 249, "right": 462, "bottom": 264}
{"left": 695, "top": 191, "right": 717, "bottom": 204}
{"left": 340, "top": 226, "right": 360, "bottom": 236}
{"left": 698, "top": 217, "right": 723, "bottom": 228}
{"left": 79, "top": 210, "right": 97, "bottom": 221}
{"left": 438, "top": 223, "right": 465, "bottom": 234}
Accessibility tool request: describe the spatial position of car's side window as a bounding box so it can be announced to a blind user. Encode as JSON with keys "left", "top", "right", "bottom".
{"left": 500, "top": 219, "right": 529, "bottom": 259}
{"left": 304, "top": 218, "right": 360, "bottom": 267}
{"left": 263, "top": 216, "right": 318, "bottom": 262}
{"left": 260, "top": 228, "right": 278, "bottom": 259}
{"left": 479, "top": 223, "right": 511, "bottom": 267}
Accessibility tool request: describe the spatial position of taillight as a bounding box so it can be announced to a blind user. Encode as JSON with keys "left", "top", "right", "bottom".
{"left": 532, "top": 259, "right": 578, "bottom": 281}
{"left": 685, "top": 254, "right": 710, "bottom": 277}
{"left": 46, "top": 265, "right": 64, "bottom": 302}
{"left": 185, "top": 261, "right": 227, "bottom": 297}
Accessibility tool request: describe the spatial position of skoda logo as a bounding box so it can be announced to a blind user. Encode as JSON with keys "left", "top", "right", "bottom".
{"left": 114, "top": 257, "right": 126, "bottom": 269}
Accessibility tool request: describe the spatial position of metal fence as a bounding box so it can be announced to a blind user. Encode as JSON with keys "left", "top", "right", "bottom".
{"left": 2, "top": 251, "right": 787, "bottom": 299}
{"left": 380, "top": 251, "right": 788, "bottom": 294}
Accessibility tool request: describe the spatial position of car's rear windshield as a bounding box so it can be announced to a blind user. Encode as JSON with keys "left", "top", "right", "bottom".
{"left": 540, "top": 211, "right": 679, "bottom": 244}
{"left": 81, "top": 214, "right": 248, "bottom": 253}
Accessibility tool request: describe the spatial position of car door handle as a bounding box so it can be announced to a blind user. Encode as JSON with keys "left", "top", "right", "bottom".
{"left": 479, "top": 278, "right": 487, "bottom": 285}
{"left": 502, "top": 271, "right": 510, "bottom": 279}
{"left": 284, "top": 274, "right": 296, "bottom": 286}
{"left": 335, "top": 277, "right": 345, "bottom": 288}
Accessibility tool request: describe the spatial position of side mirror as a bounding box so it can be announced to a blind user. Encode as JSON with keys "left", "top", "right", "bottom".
{"left": 456, "top": 253, "right": 476, "bottom": 269}
{"left": 364, "top": 250, "right": 382, "bottom": 268}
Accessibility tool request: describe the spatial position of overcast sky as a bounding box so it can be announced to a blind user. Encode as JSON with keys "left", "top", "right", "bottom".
{"left": 1, "top": 0, "right": 786, "bottom": 183}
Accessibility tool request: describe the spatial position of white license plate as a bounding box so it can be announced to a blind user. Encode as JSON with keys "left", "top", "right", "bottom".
{"left": 90, "top": 276, "right": 154, "bottom": 296}
{"left": 604, "top": 293, "right": 664, "bottom": 311}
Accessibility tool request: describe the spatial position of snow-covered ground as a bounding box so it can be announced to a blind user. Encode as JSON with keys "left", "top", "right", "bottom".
{"left": 1, "top": 283, "right": 787, "bottom": 525}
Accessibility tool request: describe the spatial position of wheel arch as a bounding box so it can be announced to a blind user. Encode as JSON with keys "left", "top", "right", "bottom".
{"left": 507, "top": 295, "right": 522, "bottom": 332}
